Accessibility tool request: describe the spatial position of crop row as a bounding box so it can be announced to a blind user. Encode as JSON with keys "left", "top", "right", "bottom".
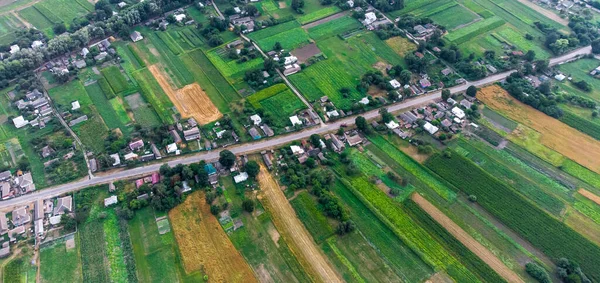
{"left": 101, "top": 66, "right": 129, "bottom": 94}
{"left": 445, "top": 16, "right": 505, "bottom": 44}
{"left": 403, "top": 199, "right": 506, "bottom": 283}
{"left": 559, "top": 111, "right": 600, "bottom": 141}
{"left": 290, "top": 191, "right": 334, "bottom": 244}
{"left": 425, "top": 152, "right": 600, "bottom": 281}
{"left": 297, "top": 6, "right": 340, "bottom": 25}
{"left": 97, "top": 77, "right": 116, "bottom": 99}
{"left": 157, "top": 31, "right": 183, "bottom": 55}
{"left": 247, "top": 83, "right": 288, "bottom": 108}
{"left": 132, "top": 69, "right": 174, "bottom": 124}
{"left": 307, "top": 16, "right": 361, "bottom": 41}
{"left": 248, "top": 20, "right": 301, "bottom": 41}
{"left": 368, "top": 135, "right": 457, "bottom": 201}
{"left": 256, "top": 27, "right": 311, "bottom": 51}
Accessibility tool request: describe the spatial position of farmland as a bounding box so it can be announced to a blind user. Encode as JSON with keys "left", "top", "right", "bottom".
{"left": 307, "top": 16, "right": 361, "bottom": 41}
{"left": 247, "top": 84, "right": 306, "bottom": 122}
{"left": 429, "top": 4, "right": 479, "bottom": 30}
{"left": 425, "top": 152, "right": 600, "bottom": 281}
{"left": 479, "top": 85, "right": 600, "bottom": 174}
{"left": 40, "top": 238, "right": 82, "bottom": 282}
{"left": 290, "top": 191, "right": 334, "bottom": 243}
{"left": 101, "top": 66, "right": 131, "bottom": 94}
{"left": 169, "top": 191, "right": 256, "bottom": 281}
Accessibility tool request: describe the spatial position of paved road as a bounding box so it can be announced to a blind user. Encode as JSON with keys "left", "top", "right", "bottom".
{"left": 0, "top": 45, "right": 591, "bottom": 210}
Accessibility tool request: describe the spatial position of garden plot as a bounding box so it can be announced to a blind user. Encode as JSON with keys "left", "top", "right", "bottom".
{"left": 149, "top": 65, "right": 222, "bottom": 125}
{"left": 124, "top": 93, "right": 161, "bottom": 127}
{"left": 291, "top": 43, "right": 321, "bottom": 64}
{"left": 479, "top": 85, "right": 600, "bottom": 174}
{"left": 169, "top": 191, "right": 256, "bottom": 282}
{"left": 428, "top": 4, "right": 479, "bottom": 30}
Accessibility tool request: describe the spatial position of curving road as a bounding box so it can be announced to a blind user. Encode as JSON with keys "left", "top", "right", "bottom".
{"left": 0, "top": 45, "right": 591, "bottom": 210}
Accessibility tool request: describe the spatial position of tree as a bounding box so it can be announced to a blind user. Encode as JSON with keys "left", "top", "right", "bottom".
{"left": 525, "top": 263, "right": 551, "bottom": 283}
{"left": 336, "top": 220, "right": 356, "bottom": 235}
{"left": 399, "top": 69, "right": 412, "bottom": 85}
{"left": 242, "top": 199, "right": 255, "bottom": 212}
{"left": 355, "top": 116, "right": 368, "bottom": 133}
{"left": 61, "top": 214, "right": 77, "bottom": 231}
{"left": 53, "top": 23, "right": 67, "bottom": 35}
{"left": 593, "top": 39, "right": 600, "bottom": 54}
{"left": 245, "top": 5, "right": 258, "bottom": 16}
{"left": 159, "top": 163, "right": 172, "bottom": 177}
{"left": 291, "top": 0, "right": 304, "bottom": 12}
{"left": 273, "top": 41, "right": 282, "bottom": 51}
{"left": 379, "top": 108, "right": 394, "bottom": 123}
{"left": 245, "top": 160, "right": 260, "bottom": 179}
{"left": 219, "top": 150, "right": 236, "bottom": 168}
{"left": 524, "top": 50, "right": 536, "bottom": 62}
{"left": 441, "top": 89, "right": 451, "bottom": 101}
{"left": 466, "top": 85, "right": 477, "bottom": 97}
{"left": 534, "top": 59, "right": 549, "bottom": 74}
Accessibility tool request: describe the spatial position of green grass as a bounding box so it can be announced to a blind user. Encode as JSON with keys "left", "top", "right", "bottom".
{"left": 3, "top": 254, "right": 35, "bottom": 283}
{"left": 445, "top": 16, "right": 506, "bottom": 44}
{"left": 425, "top": 151, "right": 600, "bottom": 281}
{"left": 48, "top": 80, "right": 92, "bottom": 114}
{"left": 559, "top": 110, "right": 600, "bottom": 141}
{"left": 481, "top": 106, "right": 518, "bottom": 131}
{"left": 558, "top": 58, "right": 600, "bottom": 102}
{"left": 101, "top": 66, "right": 130, "bottom": 94}
{"left": 255, "top": 27, "right": 311, "bottom": 51}
{"left": 146, "top": 32, "right": 194, "bottom": 87}
{"left": 132, "top": 68, "right": 175, "bottom": 124}
{"left": 247, "top": 84, "right": 289, "bottom": 107}
{"left": 40, "top": 239, "right": 82, "bottom": 282}
{"left": 307, "top": 16, "right": 361, "bottom": 41}
{"left": 73, "top": 114, "right": 108, "bottom": 153}
{"left": 80, "top": 219, "right": 110, "bottom": 282}
{"left": 562, "top": 159, "right": 600, "bottom": 189}
{"left": 97, "top": 78, "right": 116, "bottom": 99}
{"left": 33, "top": 0, "right": 90, "bottom": 26}
{"left": 297, "top": 6, "right": 340, "bottom": 24}
{"left": 257, "top": 90, "right": 306, "bottom": 118}
{"left": 290, "top": 191, "right": 335, "bottom": 243}
{"left": 110, "top": 98, "right": 132, "bottom": 126}
{"left": 206, "top": 46, "right": 264, "bottom": 83}
{"left": 156, "top": 31, "right": 184, "bottom": 55}
{"left": 131, "top": 103, "right": 161, "bottom": 128}
{"left": 330, "top": 179, "right": 433, "bottom": 282}
{"left": 186, "top": 49, "right": 240, "bottom": 109}
{"left": 429, "top": 4, "right": 478, "bottom": 30}
{"left": 104, "top": 210, "right": 128, "bottom": 282}
{"left": 249, "top": 20, "right": 301, "bottom": 41}
{"left": 403, "top": 199, "right": 506, "bottom": 282}
{"left": 85, "top": 83, "right": 130, "bottom": 135}
{"left": 368, "top": 135, "right": 457, "bottom": 201}
{"left": 18, "top": 6, "right": 54, "bottom": 33}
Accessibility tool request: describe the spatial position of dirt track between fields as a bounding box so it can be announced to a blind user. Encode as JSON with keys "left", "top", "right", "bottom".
{"left": 411, "top": 194, "right": 524, "bottom": 283}
{"left": 514, "top": 0, "right": 568, "bottom": 26}
{"left": 149, "top": 65, "right": 222, "bottom": 125}
{"left": 169, "top": 191, "right": 257, "bottom": 282}
{"left": 257, "top": 164, "right": 342, "bottom": 283}
{"left": 579, "top": 189, "right": 600, "bottom": 206}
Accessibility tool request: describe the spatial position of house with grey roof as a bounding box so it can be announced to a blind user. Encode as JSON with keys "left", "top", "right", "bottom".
{"left": 53, "top": 196, "right": 72, "bottom": 216}
{"left": 12, "top": 207, "right": 30, "bottom": 226}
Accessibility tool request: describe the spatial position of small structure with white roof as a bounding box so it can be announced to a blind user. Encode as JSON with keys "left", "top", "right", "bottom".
{"left": 9, "top": 45, "right": 19, "bottom": 54}
{"left": 234, "top": 172, "right": 248, "bottom": 183}
{"left": 174, "top": 14, "right": 186, "bottom": 22}
{"left": 12, "top": 116, "right": 28, "bottom": 128}
{"left": 555, "top": 74, "right": 566, "bottom": 81}
{"left": 389, "top": 79, "right": 401, "bottom": 89}
{"left": 385, "top": 120, "right": 399, "bottom": 129}
{"left": 250, "top": 114, "right": 262, "bottom": 125}
{"left": 423, "top": 122, "right": 439, "bottom": 135}
{"left": 104, "top": 195, "right": 118, "bottom": 207}
{"left": 71, "top": 101, "right": 80, "bottom": 111}
{"left": 451, "top": 106, "right": 465, "bottom": 119}
{"left": 166, "top": 143, "right": 178, "bottom": 154}
{"left": 358, "top": 97, "right": 369, "bottom": 105}
{"left": 290, "top": 145, "right": 304, "bottom": 155}
{"left": 290, "top": 115, "right": 302, "bottom": 126}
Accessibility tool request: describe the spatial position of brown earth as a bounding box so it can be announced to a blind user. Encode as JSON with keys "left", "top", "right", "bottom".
{"left": 169, "top": 191, "right": 257, "bottom": 282}
{"left": 149, "top": 65, "right": 222, "bottom": 124}
{"left": 256, "top": 164, "right": 343, "bottom": 283}
{"left": 412, "top": 194, "right": 524, "bottom": 283}
{"left": 579, "top": 189, "right": 600, "bottom": 206}
{"left": 479, "top": 85, "right": 600, "bottom": 174}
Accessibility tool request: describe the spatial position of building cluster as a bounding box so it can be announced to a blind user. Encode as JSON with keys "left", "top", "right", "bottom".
{"left": 537, "top": 0, "right": 589, "bottom": 16}
{"left": 0, "top": 195, "right": 72, "bottom": 258}
{"left": 10, "top": 89, "right": 53, "bottom": 129}
{"left": 0, "top": 170, "right": 36, "bottom": 200}
{"left": 357, "top": 6, "right": 392, "bottom": 30}
{"left": 385, "top": 96, "right": 478, "bottom": 140}
{"left": 144, "top": 8, "right": 194, "bottom": 31}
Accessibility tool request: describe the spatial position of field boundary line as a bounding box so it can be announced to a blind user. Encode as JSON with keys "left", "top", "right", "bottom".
{"left": 411, "top": 193, "right": 524, "bottom": 283}
{"left": 579, "top": 189, "right": 600, "bottom": 206}
{"left": 186, "top": 49, "right": 238, "bottom": 106}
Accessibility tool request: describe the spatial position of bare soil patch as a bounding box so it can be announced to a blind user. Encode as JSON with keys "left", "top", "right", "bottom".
{"left": 257, "top": 164, "right": 342, "bottom": 283}
{"left": 513, "top": 0, "right": 568, "bottom": 26}
{"left": 412, "top": 194, "right": 524, "bottom": 283}
{"left": 579, "top": 189, "right": 600, "bottom": 206}
{"left": 479, "top": 85, "right": 600, "bottom": 174}
{"left": 149, "top": 65, "right": 222, "bottom": 124}
{"left": 291, "top": 43, "right": 321, "bottom": 64}
{"left": 278, "top": 1, "right": 286, "bottom": 8}
{"left": 426, "top": 272, "right": 453, "bottom": 283}
{"left": 124, "top": 93, "right": 144, "bottom": 109}
{"left": 169, "top": 191, "right": 257, "bottom": 282}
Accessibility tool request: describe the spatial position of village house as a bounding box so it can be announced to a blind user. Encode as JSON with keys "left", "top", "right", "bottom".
{"left": 0, "top": 213, "right": 8, "bottom": 235}
{"left": 184, "top": 127, "right": 201, "bottom": 141}
{"left": 129, "top": 139, "right": 144, "bottom": 151}
{"left": 170, "top": 130, "right": 182, "bottom": 144}
{"left": 53, "top": 196, "right": 72, "bottom": 216}
{"left": 12, "top": 207, "right": 31, "bottom": 226}
{"left": 130, "top": 31, "right": 144, "bottom": 42}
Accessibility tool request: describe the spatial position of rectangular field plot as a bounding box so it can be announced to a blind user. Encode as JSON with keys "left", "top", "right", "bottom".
{"left": 124, "top": 93, "right": 161, "bottom": 128}
{"left": 34, "top": 0, "right": 90, "bottom": 25}
{"left": 206, "top": 45, "right": 264, "bottom": 83}
{"left": 428, "top": 4, "right": 478, "bottom": 30}
{"left": 18, "top": 6, "right": 54, "bottom": 32}
{"left": 40, "top": 237, "right": 83, "bottom": 282}
{"left": 132, "top": 68, "right": 175, "bottom": 124}
{"left": 307, "top": 16, "right": 361, "bottom": 41}
{"left": 247, "top": 84, "right": 306, "bottom": 126}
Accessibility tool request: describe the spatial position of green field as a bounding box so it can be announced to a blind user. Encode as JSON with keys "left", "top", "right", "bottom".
{"left": 40, "top": 238, "right": 82, "bottom": 282}
{"left": 297, "top": 6, "right": 340, "bottom": 24}
{"left": 290, "top": 32, "right": 403, "bottom": 109}
{"left": 256, "top": 27, "right": 312, "bottom": 51}
{"left": 85, "top": 83, "right": 130, "bottom": 134}
{"left": 307, "top": 16, "right": 362, "bottom": 41}
{"left": 132, "top": 68, "right": 175, "bottom": 124}
{"left": 18, "top": 6, "right": 54, "bottom": 34}
{"left": 0, "top": 14, "right": 24, "bottom": 45}
{"left": 558, "top": 58, "right": 600, "bottom": 102}
{"left": 290, "top": 191, "right": 335, "bottom": 243}
{"left": 73, "top": 114, "right": 108, "bottom": 153}
{"left": 186, "top": 49, "right": 241, "bottom": 109}
{"left": 206, "top": 46, "right": 264, "bottom": 84}
{"left": 48, "top": 80, "right": 92, "bottom": 114}
{"left": 429, "top": 4, "right": 478, "bottom": 30}
{"left": 101, "top": 66, "right": 130, "bottom": 94}
{"left": 425, "top": 152, "right": 600, "bottom": 281}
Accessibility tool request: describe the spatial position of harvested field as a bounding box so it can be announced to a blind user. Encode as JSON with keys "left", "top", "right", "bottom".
{"left": 257, "top": 164, "right": 343, "bottom": 283}
{"left": 169, "top": 191, "right": 256, "bottom": 282}
{"left": 292, "top": 43, "right": 321, "bottom": 64}
{"left": 579, "top": 189, "right": 600, "bottom": 206}
{"left": 411, "top": 194, "right": 524, "bottom": 283}
{"left": 148, "top": 64, "right": 221, "bottom": 124}
{"left": 479, "top": 85, "right": 600, "bottom": 174}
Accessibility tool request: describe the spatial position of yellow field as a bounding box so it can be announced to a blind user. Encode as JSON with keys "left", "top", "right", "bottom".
{"left": 479, "top": 85, "right": 600, "bottom": 174}
{"left": 169, "top": 191, "right": 256, "bottom": 282}
{"left": 385, "top": 36, "right": 417, "bottom": 57}
{"left": 149, "top": 65, "right": 222, "bottom": 125}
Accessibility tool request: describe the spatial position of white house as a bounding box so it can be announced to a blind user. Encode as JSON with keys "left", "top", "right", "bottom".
{"left": 166, "top": 143, "right": 178, "bottom": 154}
{"left": 124, "top": 152, "right": 138, "bottom": 161}
{"left": 358, "top": 97, "right": 369, "bottom": 105}
{"left": 290, "top": 145, "right": 304, "bottom": 155}
{"left": 31, "top": 41, "right": 43, "bottom": 49}
{"left": 451, "top": 106, "right": 465, "bottom": 119}
{"left": 130, "top": 31, "right": 143, "bottom": 42}
{"left": 423, "top": 122, "right": 439, "bottom": 135}
{"left": 104, "top": 195, "right": 118, "bottom": 207}
{"left": 9, "top": 45, "right": 19, "bottom": 54}
{"left": 71, "top": 101, "right": 80, "bottom": 111}
{"left": 117, "top": 1, "right": 127, "bottom": 8}
{"left": 284, "top": 55, "right": 298, "bottom": 65}
{"left": 555, "top": 74, "right": 566, "bottom": 81}
{"left": 363, "top": 12, "right": 377, "bottom": 25}
{"left": 234, "top": 172, "right": 248, "bottom": 183}
{"left": 290, "top": 115, "right": 302, "bottom": 126}
{"left": 110, "top": 153, "right": 121, "bottom": 166}
{"left": 81, "top": 47, "right": 89, "bottom": 57}
{"left": 12, "top": 116, "right": 28, "bottom": 129}
{"left": 233, "top": 7, "right": 241, "bottom": 13}
{"left": 250, "top": 114, "right": 262, "bottom": 125}
{"left": 347, "top": 0, "right": 354, "bottom": 7}
{"left": 385, "top": 120, "right": 399, "bottom": 129}
{"left": 389, "top": 79, "right": 401, "bottom": 89}
{"left": 326, "top": 110, "right": 339, "bottom": 118}
{"left": 174, "top": 14, "right": 186, "bottom": 22}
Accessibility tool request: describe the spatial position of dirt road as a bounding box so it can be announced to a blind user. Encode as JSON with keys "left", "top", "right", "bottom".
{"left": 514, "top": 0, "right": 568, "bottom": 26}
{"left": 579, "top": 189, "right": 600, "bottom": 206}
{"left": 411, "top": 194, "right": 524, "bottom": 283}
{"left": 257, "top": 165, "right": 343, "bottom": 283}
